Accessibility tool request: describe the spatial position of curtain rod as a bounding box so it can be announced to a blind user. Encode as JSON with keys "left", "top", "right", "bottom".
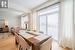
{"left": 37, "top": 2, "right": 60, "bottom": 12}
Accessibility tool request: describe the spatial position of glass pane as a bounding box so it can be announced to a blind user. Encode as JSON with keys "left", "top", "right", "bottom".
{"left": 47, "top": 13, "right": 58, "bottom": 41}
{"left": 40, "top": 16, "right": 46, "bottom": 34}
{"left": 38, "top": 4, "right": 59, "bottom": 41}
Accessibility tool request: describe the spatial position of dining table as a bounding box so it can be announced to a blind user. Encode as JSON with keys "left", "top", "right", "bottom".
{"left": 18, "top": 30, "right": 51, "bottom": 50}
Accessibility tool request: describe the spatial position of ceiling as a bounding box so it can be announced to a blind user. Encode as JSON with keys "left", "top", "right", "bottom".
{"left": 0, "top": 0, "right": 48, "bottom": 17}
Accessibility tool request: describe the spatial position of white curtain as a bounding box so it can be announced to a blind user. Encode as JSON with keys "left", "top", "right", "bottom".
{"left": 59, "top": 0, "right": 74, "bottom": 49}
{"left": 73, "top": 0, "right": 75, "bottom": 50}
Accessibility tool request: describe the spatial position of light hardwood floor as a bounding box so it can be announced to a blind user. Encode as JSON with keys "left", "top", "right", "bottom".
{"left": 0, "top": 35, "right": 70, "bottom": 50}
{"left": 0, "top": 35, "right": 17, "bottom": 50}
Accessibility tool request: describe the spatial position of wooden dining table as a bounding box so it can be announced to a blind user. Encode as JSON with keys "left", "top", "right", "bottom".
{"left": 18, "top": 30, "right": 51, "bottom": 50}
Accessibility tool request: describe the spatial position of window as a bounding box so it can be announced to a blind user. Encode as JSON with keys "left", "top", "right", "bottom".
{"left": 40, "top": 15, "right": 47, "bottom": 34}
{"left": 21, "top": 15, "right": 28, "bottom": 29}
{"left": 38, "top": 3, "right": 60, "bottom": 41}
{"left": 47, "top": 12, "right": 59, "bottom": 40}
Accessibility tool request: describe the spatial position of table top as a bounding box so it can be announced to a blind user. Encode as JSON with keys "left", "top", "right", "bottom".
{"left": 18, "top": 30, "right": 51, "bottom": 46}
{"left": 19, "top": 30, "right": 35, "bottom": 39}
{"left": 26, "top": 31, "right": 43, "bottom": 36}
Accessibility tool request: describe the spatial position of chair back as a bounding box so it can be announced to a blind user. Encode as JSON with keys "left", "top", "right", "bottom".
{"left": 18, "top": 35, "right": 30, "bottom": 50}
{"left": 40, "top": 38, "right": 52, "bottom": 50}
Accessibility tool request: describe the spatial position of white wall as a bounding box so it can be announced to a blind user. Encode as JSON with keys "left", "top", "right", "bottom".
{"left": 28, "top": 13, "right": 33, "bottom": 30}
{"left": 0, "top": 16, "right": 21, "bottom": 30}
{"left": 0, "top": 9, "right": 22, "bottom": 30}
{"left": 7, "top": 16, "right": 21, "bottom": 28}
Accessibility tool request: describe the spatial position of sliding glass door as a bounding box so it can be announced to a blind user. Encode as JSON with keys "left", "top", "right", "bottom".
{"left": 39, "top": 13, "right": 59, "bottom": 41}
{"left": 40, "top": 15, "right": 47, "bottom": 34}
{"left": 38, "top": 3, "right": 59, "bottom": 41}
{"left": 47, "top": 12, "right": 59, "bottom": 41}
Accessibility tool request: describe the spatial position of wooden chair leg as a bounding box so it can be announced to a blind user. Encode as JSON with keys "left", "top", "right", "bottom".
{"left": 15, "top": 39, "right": 19, "bottom": 46}
{"left": 18, "top": 45, "right": 21, "bottom": 50}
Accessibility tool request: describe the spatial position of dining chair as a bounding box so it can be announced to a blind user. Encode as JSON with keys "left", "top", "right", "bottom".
{"left": 40, "top": 38, "right": 52, "bottom": 50}
{"left": 14, "top": 32, "right": 19, "bottom": 46}
{"left": 18, "top": 35, "right": 31, "bottom": 50}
